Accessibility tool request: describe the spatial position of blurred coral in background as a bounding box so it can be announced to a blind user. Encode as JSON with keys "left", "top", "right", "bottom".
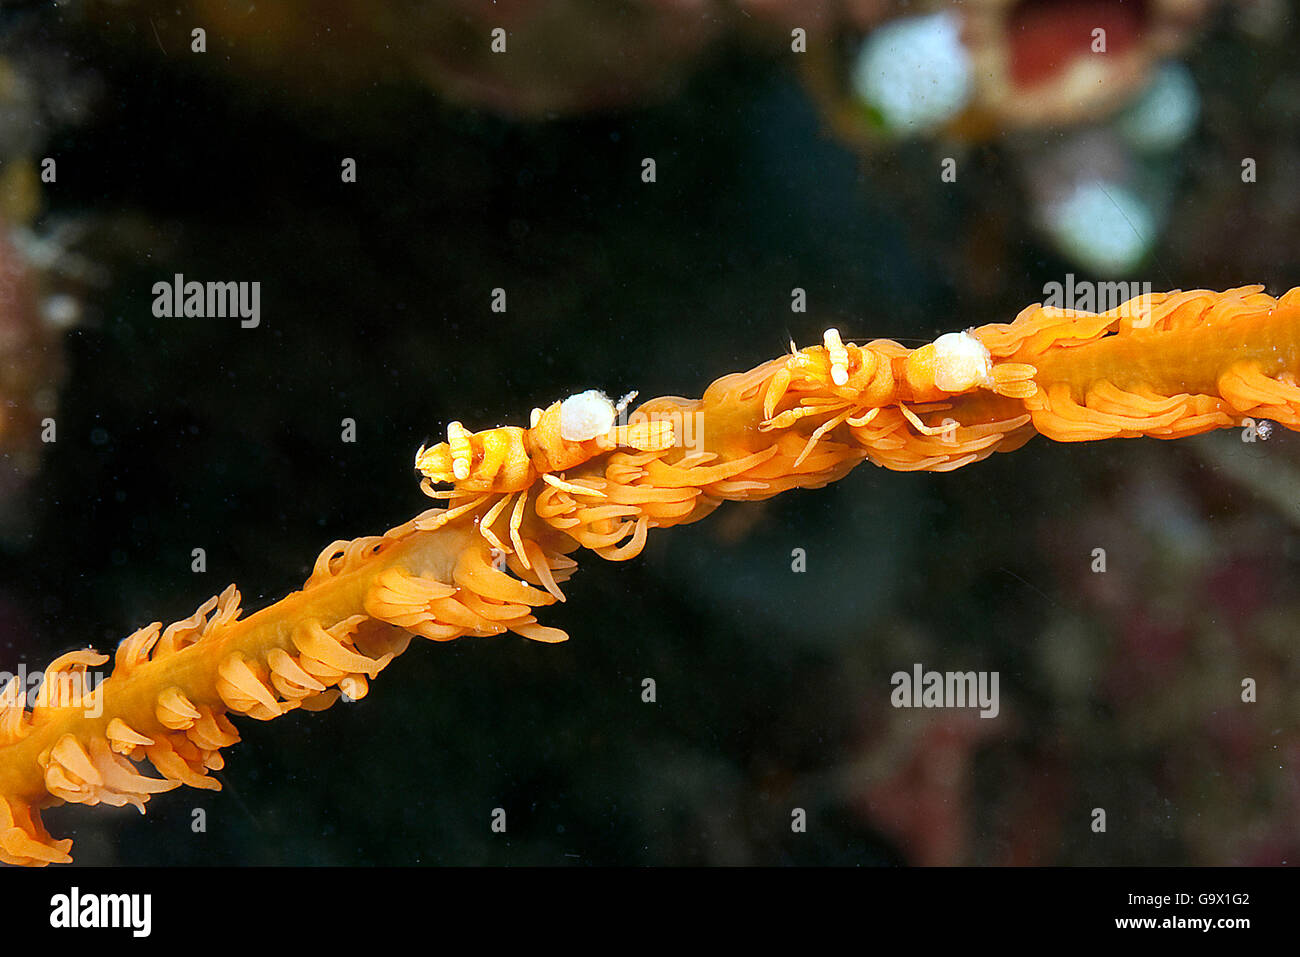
{"left": 0, "top": 19, "right": 103, "bottom": 537}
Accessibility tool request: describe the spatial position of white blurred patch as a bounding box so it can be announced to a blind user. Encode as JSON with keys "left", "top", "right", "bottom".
{"left": 850, "top": 12, "right": 974, "bottom": 135}
{"left": 41, "top": 293, "right": 81, "bottom": 330}
{"left": 1115, "top": 63, "right": 1200, "bottom": 154}
{"left": 1042, "top": 180, "right": 1155, "bottom": 275}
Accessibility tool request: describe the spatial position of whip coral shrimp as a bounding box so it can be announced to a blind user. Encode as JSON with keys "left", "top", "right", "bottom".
{"left": 414, "top": 389, "right": 675, "bottom": 565}
{"left": 759, "top": 327, "right": 1039, "bottom": 466}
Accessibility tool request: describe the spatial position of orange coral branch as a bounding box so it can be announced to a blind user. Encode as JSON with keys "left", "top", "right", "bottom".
{"left": 3, "top": 284, "right": 1297, "bottom": 865}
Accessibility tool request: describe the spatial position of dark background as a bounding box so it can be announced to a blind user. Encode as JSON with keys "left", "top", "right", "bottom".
{"left": 1, "top": 2, "right": 1297, "bottom": 864}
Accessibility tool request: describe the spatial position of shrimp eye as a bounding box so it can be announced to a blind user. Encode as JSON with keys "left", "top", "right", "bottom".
{"left": 559, "top": 389, "right": 617, "bottom": 442}
{"left": 931, "top": 332, "right": 993, "bottom": 393}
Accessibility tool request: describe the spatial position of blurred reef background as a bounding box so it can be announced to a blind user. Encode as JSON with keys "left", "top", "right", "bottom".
{"left": 0, "top": 0, "right": 1297, "bottom": 864}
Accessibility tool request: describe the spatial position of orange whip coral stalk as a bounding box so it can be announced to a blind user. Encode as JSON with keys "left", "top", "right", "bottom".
{"left": 2, "top": 284, "right": 1298, "bottom": 865}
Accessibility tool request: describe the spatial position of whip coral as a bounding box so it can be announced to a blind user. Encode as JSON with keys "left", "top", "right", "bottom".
{"left": 1, "top": 284, "right": 1296, "bottom": 865}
